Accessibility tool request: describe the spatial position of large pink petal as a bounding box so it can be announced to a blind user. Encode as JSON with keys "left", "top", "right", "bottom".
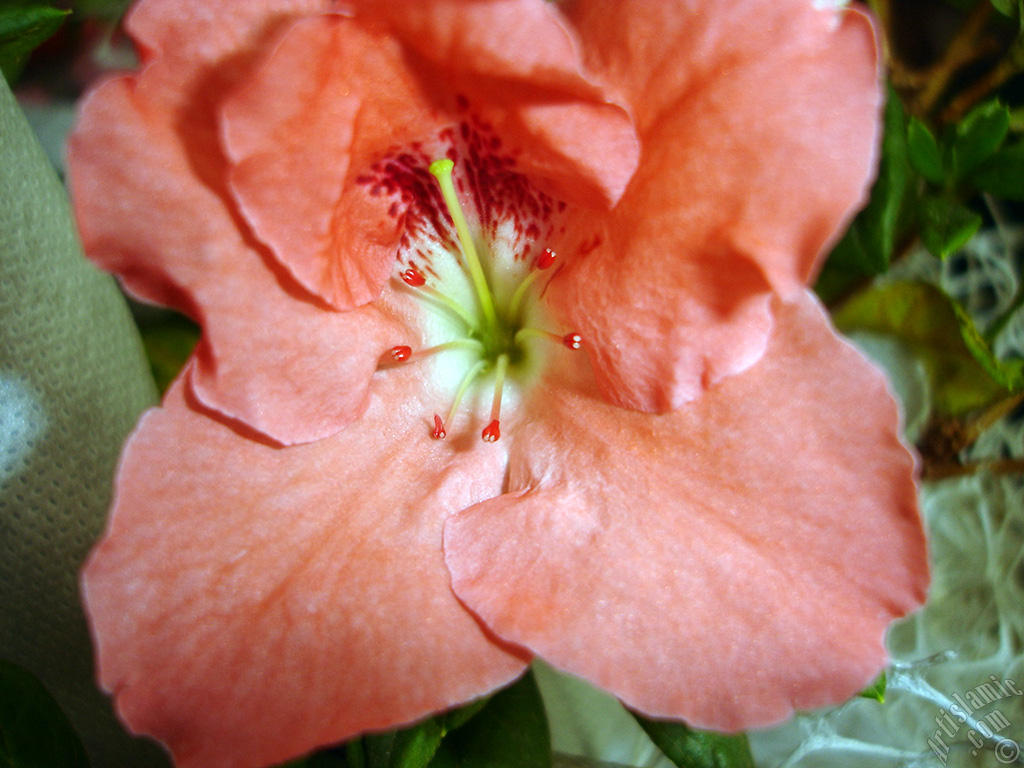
{"left": 373, "top": 0, "right": 639, "bottom": 209}
{"left": 547, "top": 0, "right": 880, "bottom": 411}
{"left": 84, "top": 368, "right": 527, "bottom": 768}
{"left": 69, "top": 72, "right": 411, "bottom": 446}
{"left": 221, "top": 14, "right": 442, "bottom": 310}
{"left": 445, "top": 294, "right": 927, "bottom": 731}
{"left": 221, "top": 4, "right": 638, "bottom": 309}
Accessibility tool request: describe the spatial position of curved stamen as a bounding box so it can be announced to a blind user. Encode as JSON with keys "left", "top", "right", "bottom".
{"left": 508, "top": 248, "right": 556, "bottom": 320}
{"left": 389, "top": 339, "right": 484, "bottom": 365}
{"left": 429, "top": 159, "right": 499, "bottom": 334}
{"left": 433, "top": 359, "right": 488, "bottom": 439}
{"left": 397, "top": 274, "right": 477, "bottom": 330}
{"left": 482, "top": 354, "right": 509, "bottom": 443}
{"left": 514, "top": 328, "right": 583, "bottom": 350}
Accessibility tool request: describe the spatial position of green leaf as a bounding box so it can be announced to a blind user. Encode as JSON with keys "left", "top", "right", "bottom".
{"left": 0, "top": 659, "right": 90, "bottom": 768}
{"left": 834, "top": 282, "right": 1020, "bottom": 415}
{"left": 918, "top": 195, "right": 982, "bottom": 259}
{"left": 427, "top": 672, "right": 550, "bottom": 768}
{"left": 0, "top": 3, "right": 69, "bottom": 84}
{"left": 858, "top": 672, "right": 887, "bottom": 703}
{"left": 137, "top": 311, "right": 200, "bottom": 394}
{"left": 970, "top": 142, "right": 1024, "bottom": 200}
{"left": 815, "top": 86, "right": 912, "bottom": 302}
{"left": 363, "top": 719, "right": 445, "bottom": 768}
{"left": 907, "top": 117, "right": 945, "bottom": 185}
{"left": 632, "top": 716, "right": 753, "bottom": 768}
{"left": 952, "top": 100, "right": 1010, "bottom": 179}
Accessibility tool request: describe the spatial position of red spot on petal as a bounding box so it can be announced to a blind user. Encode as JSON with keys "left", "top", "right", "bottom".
{"left": 390, "top": 345, "right": 412, "bottom": 362}
{"left": 482, "top": 420, "right": 501, "bottom": 443}
{"left": 402, "top": 268, "right": 426, "bottom": 287}
{"left": 535, "top": 248, "right": 556, "bottom": 270}
{"left": 432, "top": 414, "right": 446, "bottom": 440}
{"left": 562, "top": 333, "right": 583, "bottom": 350}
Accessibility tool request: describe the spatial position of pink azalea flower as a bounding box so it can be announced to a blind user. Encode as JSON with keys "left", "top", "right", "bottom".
{"left": 68, "top": 1, "right": 929, "bottom": 766}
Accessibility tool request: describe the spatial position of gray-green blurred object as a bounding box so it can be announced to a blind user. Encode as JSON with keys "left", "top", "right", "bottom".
{"left": 0, "top": 76, "right": 167, "bottom": 766}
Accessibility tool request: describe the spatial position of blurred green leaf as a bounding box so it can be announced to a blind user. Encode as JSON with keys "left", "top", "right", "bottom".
{"left": 632, "top": 716, "right": 753, "bottom": 768}
{"left": 136, "top": 312, "right": 200, "bottom": 394}
{"left": 0, "top": 659, "right": 90, "bottom": 768}
{"left": 918, "top": 195, "right": 982, "bottom": 259}
{"left": 907, "top": 117, "right": 946, "bottom": 185}
{"left": 989, "top": 0, "right": 1024, "bottom": 24}
{"left": 427, "top": 672, "right": 550, "bottom": 768}
{"left": 834, "top": 282, "right": 1020, "bottom": 415}
{"left": 816, "top": 87, "right": 912, "bottom": 302}
{"left": 858, "top": 672, "right": 887, "bottom": 703}
{"left": 951, "top": 300, "right": 1024, "bottom": 391}
{"left": 363, "top": 720, "right": 445, "bottom": 768}
{"left": 952, "top": 100, "right": 1010, "bottom": 179}
{"left": 970, "top": 143, "right": 1024, "bottom": 200}
{"left": 72, "top": 0, "right": 133, "bottom": 19}
{"left": 0, "top": 3, "right": 69, "bottom": 84}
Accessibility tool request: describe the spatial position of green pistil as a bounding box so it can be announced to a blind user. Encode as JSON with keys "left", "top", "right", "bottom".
{"left": 429, "top": 159, "right": 500, "bottom": 335}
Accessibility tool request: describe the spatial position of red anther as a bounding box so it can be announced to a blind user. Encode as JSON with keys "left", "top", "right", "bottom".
{"left": 402, "top": 268, "right": 426, "bottom": 287}
{"left": 390, "top": 345, "right": 412, "bottom": 362}
{"left": 562, "top": 333, "right": 583, "bottom": 350}
{"left": 481, "top": 419, "right": 501, "bottom": 443}
{"left": 432, "top": 414, "right": 446, "bottom": 439}
{"left": 535, "top": 248, "right": 556, "bottom": 270}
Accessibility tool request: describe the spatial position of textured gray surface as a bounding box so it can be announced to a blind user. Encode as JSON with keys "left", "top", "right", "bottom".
{"left": 0, "top": 76, "right": 168, "bottom": 767}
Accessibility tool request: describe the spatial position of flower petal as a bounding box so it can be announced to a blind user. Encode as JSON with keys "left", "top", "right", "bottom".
{"left": 549, "top": 0, "right": 881, "bottom": 411}
{"left": 221, "top": 15, "right": 441, "bottom": 311}
{"left": 69, "top": 69, "right": 410, "bottom": 446}
{"left": 221, "top": 3, "right": 638, "bottom": 309}
{"left": 84, "top": 369, "right": 527, "bottom": 768}
{"left": 445, "top": 294, "right": 927, "bottom": 731}
{"left": 375, "top": 0, "right": 639, "bottom": 208}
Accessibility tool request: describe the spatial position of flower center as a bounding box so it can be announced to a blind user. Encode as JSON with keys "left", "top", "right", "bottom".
{"left": 385, "top": 158, "right": 581, "bottom": 443}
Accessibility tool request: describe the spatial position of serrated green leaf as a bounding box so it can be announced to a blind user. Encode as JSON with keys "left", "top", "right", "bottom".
{"left": 858, "top": 672, "right": 887, "bottom": 703}
{"left": 952, "top": 100, "right": 1010, "bottom": 179}
{"left": 427, "top": 672, "right": 550, "bottom": 768}
{"left": 834, "top": 282, "right": 1018, "bottom": 415}
{"left": 907, "top": 117, "right": 945, "bottom": 185}
{"left": 0, "top": 659, "right": 91, "bottom": 768}
{"left": 0, "top": 4, "right": 69, "bottom": 84}
{"left": 632, "top": 715, "right": 753, "bottom": 768}
{"left": 970, "top": 143, "right": 1024, "bottom": 200}
{"left": 816, "top": 86, "right": 912, "bottom": 302}
{"left": 918, "top": 195, "right": 982, "bottom": 259}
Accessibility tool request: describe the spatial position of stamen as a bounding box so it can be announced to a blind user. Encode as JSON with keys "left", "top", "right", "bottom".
{"left": 389, "top": 339, "right": 484, "bottom": 364}
{"left": 514, "top": 328, "right": 584, "bottom": 350}
{"left": 429, "top": 159, "right": 499, "bottom": 333}
{"left": 397, "top": 272, "right": 477, "bottom": 330}
{"left": 482, "top": 353, "right": 509, "bottom": 443}
{"left": 508, "top": 248, "right": 556, "bottom": 319}
{"left": 435, "top": 359, "right": 487, "bottom": 439}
